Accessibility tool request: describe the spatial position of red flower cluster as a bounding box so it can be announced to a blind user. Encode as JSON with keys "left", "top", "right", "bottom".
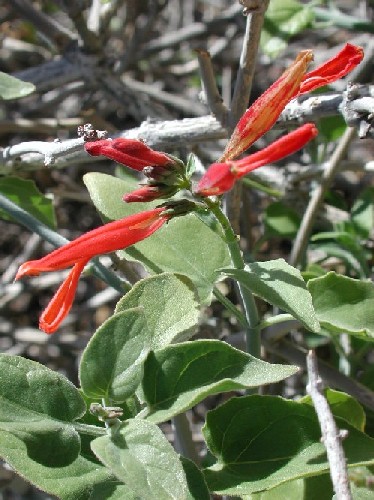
{"left": 85, "top": 138, "right": 185, "bottom": 203}
{"left": 195, "top": 43, "right": 363, "bottom": 196}
{"left": 16, "top": 44, "right": 363, "bottom": 334}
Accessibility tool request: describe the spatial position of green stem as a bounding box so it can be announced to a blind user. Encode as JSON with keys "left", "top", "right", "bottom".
{"left": 213, "top": 286, "right": 247, "bottom": 328}
{"left": 259, "top": 313, "right": 295, "bottom": 330}
{"left": 204, "top": 198, "right": 261, "bottom": 358}
{"left": 241, "top": 176, "right": 282, "bottom": 198}
{"left": 172, "top": 413, "right": 200, "bottom": 465}
{"left": 73, "top": 422, "right": 107, "bottom": 436}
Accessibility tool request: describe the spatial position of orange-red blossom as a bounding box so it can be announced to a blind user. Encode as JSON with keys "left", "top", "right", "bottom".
{"left": 16, "top": 208, "right": 169, "bottom": 333}
{"left": 196, "top": 43, "right": 363, "bottom": 196}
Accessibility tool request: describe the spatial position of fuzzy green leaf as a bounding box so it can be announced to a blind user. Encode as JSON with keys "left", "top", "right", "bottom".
{"left": 115, "top": 273, "right": 199, "bottom": 349}
{"left": 223, "top": 259, "right": 320, "bottom": 332}
{"left": 91, "top": 419, "right": 188, "bottom": 499}
{"left": 351, "top": 187, "right": 374, "bottom": 238}
{"left": 264, "top": 201, "right": 300, "bottom": 237}
{"left": 203, "top": 395, "right": 374, "bottom": 495}
{"left": 180, "top": 457, "right": 210, "bottom": 500}
{"left": 143, "top": 340, "right": 298, "bottom": 423}
{"left": 308, "top": 272, "right": 374, "bottom": 339}
{"left": 300, "top": 389, "right": 366, "bottom": 432}
{"left": 0, "top": 355, "right": 117, "bottom": 499}
{"left": 80, "top": 308, "right": 151, "bottom": 402}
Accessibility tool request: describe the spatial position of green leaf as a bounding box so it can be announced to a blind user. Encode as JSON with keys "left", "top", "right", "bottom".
{"left": 84, "top": 172, "right": 231, "bottom": 302}
{"left": 264, "top": 201, "right": 301, "bottom": 237}
{"left": 90, "top": 481, "right": 139, "bottom": 499}
{"left": 349, "top": 467, "right": 374, "bottom": 498}
{"left": 125, "top": 212, "right": 231, "bottom": 304}
{"left": 351, "top": 187, "right": 374, "bottom": 238}
{"left": 80, "top": 308, "right": 151, "bottom": 402}
{"left": 180, "top": 457, "right": 210, "bottom": 500}
{"left": 6, "top": 453, "right": 118, "bottom": 500}
{"left": 0, "top": 355, "right": 117, "bottom": 499}
{"left": 77, "top": 390, "right": 141, "bottom": 466}
{"left": 223, "top": 259, "right": 320, "bottom": 332}
{"left": 115, "top": 273, "right": 200, "bottom": 349}
{"left": 350, "top": 482, "right": 374, "bottom": 500}
{"left": 310, "top": 231, "right": 370, "bottom": 277}
{"left": 143, "top": 340, "right": 298, "bottom": 423}
{"left": 194, "top": 205, "right": 225, "bottom": 235}
{"left": 0, "top": 176, "right": 56, "bottom": 228}
{"left": 84, "top": 172, "right": 158, "bottom": 220}
{"left": 91, "top": 419, "right": 188, "bottom": 499}
{"left": 185, "top": 153, "right": 197, "bottom": 177}
{"left": 311, "top": 240, "right": 368, "bottom": 277}
{"left": 261, "top": 0, "right": 314, "bottom": 58}
{"left": 250, "top": 469, "right": 374, "bottom": 500}
{"left": 307, "top": 272, "right": 374, "bottom": 339}
{"left": 0, "top": 72, "right": 35, "bottom": 100}
{"left": 203, "top": 395, "right": 374, "bottom": 495}
{"left": 299, "top": 389, "right": 366, "bottom": 432}
{"left": 318, "top": 115, "right": 346, "bottom": 142}
{"left": 0, "top": 354, "right": 85, "bottom": 422}
{"left": 301, "top": 263, "right": 327, "bottom": 283}
{"left": 246, "top": 474, "right": 334, "bottom": 500}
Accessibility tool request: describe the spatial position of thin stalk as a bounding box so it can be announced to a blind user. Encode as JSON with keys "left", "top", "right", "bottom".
{"left": 289, "top": 127, "right": 356, "bottom": 267}
{"left": 73, "top": 422, "right": 107, "bottom": 436}
{"left": 259, "top": 313, "right": 295, "bottom": 330}
{"left": 213, "top": 286, "right": 247, "bottom": 328}
{"left": 204, "top": 198, "right": 260, "bottom": 358}
{"left": 172, "top": 413, "right": 200, "bottom": 465}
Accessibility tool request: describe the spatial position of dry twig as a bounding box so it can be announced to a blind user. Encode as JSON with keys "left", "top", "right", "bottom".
{"left": 306, "top": 350, "right": 352, "bottom": 500}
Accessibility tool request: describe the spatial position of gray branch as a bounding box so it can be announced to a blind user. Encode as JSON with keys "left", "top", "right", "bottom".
{"left": 306, "top": 351, "right": 352, "bottom": 500}
{"left": 1, "top": 85, "right": 373, "bottom": 174}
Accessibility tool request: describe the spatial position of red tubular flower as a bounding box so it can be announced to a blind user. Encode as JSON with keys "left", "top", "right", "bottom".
{"left": 233, "top": 123, "right": 318, "bottom": 177}
{"left": 16, "top": 208, "right": 169, "bottom": 333}
{"left": 221, "top": 50, "right": 312, "bottom": 162}
{"left": 196, "top": 124, "right": 318, "bottom": 196}
{"left": 84, "top": 138, "right": 172, "bottom": 171}
{"left": 221, "top": 43, "right": 363, "bottom": 162}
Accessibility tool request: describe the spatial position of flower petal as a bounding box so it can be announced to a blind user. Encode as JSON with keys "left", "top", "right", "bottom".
{"left": 195, "top": 162, "right": 236, "bottom": 196}
{"left": 123, "top": 186, "right": 161, "bottom": 203}
{"left": 39, "top": 259, "right": 88, "bottom": 334}
{"left": 196, "top": 124, "right": 318, "bottom": 197}
{"left": 299, "top": 43, "right": 363, "bottom": 95}
{"left": 16, "top": 208, "right": 168, "bottom": 275}
{"left": 233, "top": 123, "right": 318, "bottom": 176}
{"left": 84, "top": 138, "right": 171, "bottom": 171}
{"left": 111, "top": 139, "right": 171, "bottom": 167}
